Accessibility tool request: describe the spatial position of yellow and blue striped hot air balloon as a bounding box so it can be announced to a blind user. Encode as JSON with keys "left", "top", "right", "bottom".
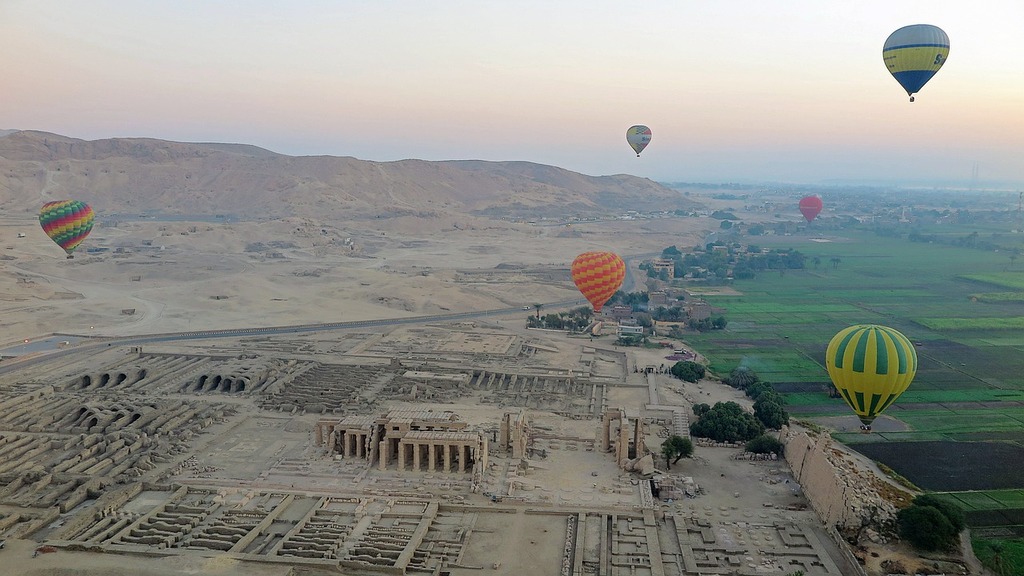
{"left": 825, "top": 324, "right": 918, "bottom": 430}
{"left": 882, "top": 24, "right": 949, "bottom": 102}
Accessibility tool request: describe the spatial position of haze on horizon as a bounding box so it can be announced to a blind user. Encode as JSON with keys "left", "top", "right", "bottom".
{"left": 3, "top": 1, "right": 1023, "bottom": 187}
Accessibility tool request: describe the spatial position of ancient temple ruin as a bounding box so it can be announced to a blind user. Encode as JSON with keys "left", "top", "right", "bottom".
{"left": 315, "top": 409, "right": 488, "bottom": 475}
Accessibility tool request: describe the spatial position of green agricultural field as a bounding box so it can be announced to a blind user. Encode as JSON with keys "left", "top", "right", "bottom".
{"left": 683, "top": 242, "right": 1024, "bottom": 426}
{"left": 971, "top": 292, "right": 1024, "bottom": 303}
{"left": 686, "top": 229, "right": 1024, "bottom": 415}
{"left": 961, "top": 272, "right": 1024, "bottom": 290}
{"left": 972, "top": 538, "right": 1024, "bottom": 576}
{"left": 683, "top": 228, "right": 1024, "bottom": 549}
{"left": 916, "top": 317, "right": 1024, "bottom": 330}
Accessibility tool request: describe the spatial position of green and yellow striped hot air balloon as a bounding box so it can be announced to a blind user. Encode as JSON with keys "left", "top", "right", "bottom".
{"left": 825, "top": 324, "right": 917, "bottom": 430}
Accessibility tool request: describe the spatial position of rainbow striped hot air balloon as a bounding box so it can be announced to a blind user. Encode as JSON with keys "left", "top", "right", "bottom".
{"left": 825, "top": 324, "right": 918, "bottom": 430}
{"left": 39, "top": 200, "right": 95, "bottom": 258}
{"left": 571, "top": 251, "right": 625, "bottom": 313}
{"left": 882, "top": 24, "right": 949, "bottom": 102}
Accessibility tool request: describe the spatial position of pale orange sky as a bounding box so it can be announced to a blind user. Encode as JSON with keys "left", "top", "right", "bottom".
{"left": 3, "top": 1, "right": 1023, "bottom": 185}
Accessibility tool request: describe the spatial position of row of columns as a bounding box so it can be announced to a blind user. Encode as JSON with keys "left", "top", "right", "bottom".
{"left": 381, "top": 440, "right": 475, "bottom": 473}
{"left": 343, "top": 431, "right": 369, "bottom": 459}
{"left": 316, "top": 421, "right": 486, "bottom": 474}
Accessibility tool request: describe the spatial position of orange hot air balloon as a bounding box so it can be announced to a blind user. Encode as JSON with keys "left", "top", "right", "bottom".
{"left": 571, "top": 251, "right": 625, "bottom": 313}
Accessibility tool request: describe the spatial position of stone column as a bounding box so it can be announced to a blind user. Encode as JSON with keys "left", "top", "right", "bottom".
{"left": 344, "top": 431, "right": 353, "bottom": 458}
{"left": 413, "top": 442, "right": 421, "bottom": 471}
{"left": 460, "top": 444, "right": 468, "bottom": 472}
{"left": 480, "top": 436, "right": 488, "bottom": 472}
{"left": 428, "top": 443, "right": 437, "bottom": 472}
{"left": 617, "top": 415, "right": 630, "bottom": 467}
{"left": 398, "top": 441, "right": 406, "bottom": 471}
{"left": 499, "top": 412, "right": 509, "bottom": 451}
{"left": 601, "top": 411, "right": 612, "bottom": 452}
{"left": 378, "top": 439, "right": 388, "bottom": 471}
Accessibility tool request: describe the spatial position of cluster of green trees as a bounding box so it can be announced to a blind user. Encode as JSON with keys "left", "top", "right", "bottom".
{"left": 649, "top": 305, "right": 687, "bottom": 321}
{"left": 689, "top": 403, "right": 782, "bottom": 453}
{"left": 606, "top": 290, "right": 649, "bottom": 309}
{"left": 689, "top": 401, "right": 764, "bottom": 443}
{"left": 670, "top": 360, "right": 706, "bottom": 382}
{"left": 723, "top": 367, "right": 789, "bottom": 430}
{"left": 687, "top": 316, "right": 729, "bottom": 331}
{"left": 645, "top": 243, "right": 807, "bottom": 282}
{"left": 730, "top": 248, "right": 807, "bottom": 280}
{"left": 525, "top": 306, "right": 593, "bottom": 331}
{"left": 897, "top": 494, "right": 966, "bottom": 552}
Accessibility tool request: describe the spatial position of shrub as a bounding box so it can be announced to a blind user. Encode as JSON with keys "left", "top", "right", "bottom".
{"left": 753, "top": 395, "right": 789, "bottom": 429}
{"left": 897, "top": 504, "right": 958, "bottom": 551}
{"left": 670, "top": 360, "right": 706, "bottom": 383}
{"left": 913, "top": 494, "right": 965, "bottom": 532}
{"left": 746, "top": 434, "right": 784, "bottom": 455}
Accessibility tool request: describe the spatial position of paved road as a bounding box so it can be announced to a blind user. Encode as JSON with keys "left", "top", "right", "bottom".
{"left": 0, "top": 299, "right": 585, "bottom": 375}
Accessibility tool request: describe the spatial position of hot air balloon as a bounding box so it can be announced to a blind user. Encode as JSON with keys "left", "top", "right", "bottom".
{"left": 571, "top": 251, "right": 625, "bottom": 313}
{"left": 39, "top": 200, "right": 95, "bottom": 258}
{"left": 799, "top": 196, "right": 823, "bottom": 222}
{"left": 825, "top": 324, "right": 917, "bottom": 431}
{"left": 626, "top": 125, "right": 652, "bottom": 157}
{"left": 883, "top": 24, "right": 949, "bottom": 102}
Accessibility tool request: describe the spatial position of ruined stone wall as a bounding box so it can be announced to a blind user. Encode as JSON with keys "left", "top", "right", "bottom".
{"left": 51, "top": 482, "right": 145, "bottom": 541}
{"left": 784, "top": 428, "right": 899, "bottom": 535}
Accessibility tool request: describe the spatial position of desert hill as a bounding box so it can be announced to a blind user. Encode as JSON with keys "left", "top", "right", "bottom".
{"left": 0, "top": 130, "right": 696, "bottom": 220}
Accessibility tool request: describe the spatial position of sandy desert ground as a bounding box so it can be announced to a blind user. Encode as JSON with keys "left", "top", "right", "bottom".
{"left": 0, "top": 212, "right": 717, "bottom": 341}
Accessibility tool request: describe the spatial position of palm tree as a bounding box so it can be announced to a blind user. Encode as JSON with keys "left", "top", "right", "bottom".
{"left": 830, "top": 257, "right": 841, "bottom": 269}
{"left": 812, "top": 256, "right": 821, "bottom": 270}
{"left": 532, "top": 303, "right": 543, "bottom": 319}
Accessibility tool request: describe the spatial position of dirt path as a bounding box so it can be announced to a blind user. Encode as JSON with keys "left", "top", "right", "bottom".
{"left": 961, "top": 529, "right": 995, "bottom": 576}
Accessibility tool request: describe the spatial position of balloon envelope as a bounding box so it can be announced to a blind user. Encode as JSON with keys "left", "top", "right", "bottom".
{"left": 799, "top": 196, "right": 823, "bottom": 222}
{"left": 826, "top": 324, "right": 917, "bottom": 427}
{"left": 39, "top": 200, "right": 94, "bottom": 255}
{"left": 883, "top": 24, "right": 949, "bottom": 100}
{"left": 626, "top": 125, "right": 652, "bottom": 156}
{"left": 571, "top": 251, "right": 625, "bottom": 313}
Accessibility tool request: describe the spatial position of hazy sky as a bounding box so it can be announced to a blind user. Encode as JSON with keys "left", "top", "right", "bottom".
{"left": 3, "top": 1, "right": 1024, "bottom": 185}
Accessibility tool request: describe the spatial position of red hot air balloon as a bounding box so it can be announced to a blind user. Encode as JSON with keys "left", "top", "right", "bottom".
{"left": 571, "top": 251, "right": 626, "bottom": 313}
{"left": 798, "top": 196, "right": 823, "bottom": 222}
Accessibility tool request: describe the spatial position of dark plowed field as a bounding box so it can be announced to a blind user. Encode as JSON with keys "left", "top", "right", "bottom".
{"left": 849, "top": 441, "right": 1024, "bottom": 491}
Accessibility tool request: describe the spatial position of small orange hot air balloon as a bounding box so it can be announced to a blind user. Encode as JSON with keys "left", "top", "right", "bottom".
{"left": 571, "top": 251, "right": 625, "bottom": 313}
